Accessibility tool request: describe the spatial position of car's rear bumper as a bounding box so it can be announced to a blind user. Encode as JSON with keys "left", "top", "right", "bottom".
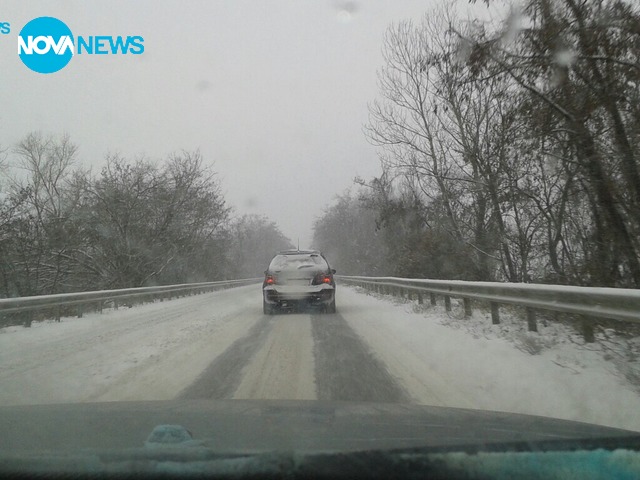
{"left": 263, "top": 284, "right": 335, "bottom": 306}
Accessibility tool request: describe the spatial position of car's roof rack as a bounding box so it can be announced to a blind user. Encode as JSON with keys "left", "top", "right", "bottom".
{"left": 277, "top": 249, "right": 321, "bottom": 255}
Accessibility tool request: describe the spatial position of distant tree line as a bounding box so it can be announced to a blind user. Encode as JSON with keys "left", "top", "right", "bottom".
{"left": 0, "top": 132, "right": 291, "bottom": 297}
{"left": 313, "top": 0, "right": 640, "bottom": 288}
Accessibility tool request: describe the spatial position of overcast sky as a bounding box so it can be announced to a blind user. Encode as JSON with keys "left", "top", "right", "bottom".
{"left": 0, "top": 0, "right": 496, "bottom": 249}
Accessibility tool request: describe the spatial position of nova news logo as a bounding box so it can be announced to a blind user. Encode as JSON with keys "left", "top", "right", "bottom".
{"left": 18, "top": 16, "right": 144, "bottom": 74}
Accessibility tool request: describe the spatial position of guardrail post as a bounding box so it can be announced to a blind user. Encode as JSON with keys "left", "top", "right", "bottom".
{"left": 582, "top": 316, "right": 595, "bottom": 343}
{"left": 491, "top": 302, "right": 500, "bottom": 324}
{"left": 417, "top": 292, "right": 423, "bottom": 305}
{"left": 114, "top": 299, "right": 119, "bottom": 310}
{"left": 97, "top": 302, "right": 102, "bottom": 314}
{"left": 24, "top": 311, "right": 33, "bottom": 328}
{"left": 463, "top": 298, "right": 472, "bottom": 318}
{"left": 407, "top": 290, "right": 413, "bottom": 300}
{"left": 77, "top": 304, "right": 83, "bottom": 318}
{"left": 526, "top": 308, "right": 537, "bottom": 332}
{"left": 55, "top": 306, "right": 61, "bottom": 322}
{"left": 444, "top": 296, "right": 451, "bottom": 312}
{"left": 430, "top": 293, "right": 436, "bottom": 306}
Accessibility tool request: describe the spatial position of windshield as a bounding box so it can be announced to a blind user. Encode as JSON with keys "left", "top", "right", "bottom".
{"left": 1, "top": 0, "right": 640, "bottom": 475}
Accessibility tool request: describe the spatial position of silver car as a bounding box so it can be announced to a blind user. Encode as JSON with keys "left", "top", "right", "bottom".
{"left": 262, "top": 250, "right": 336, "bottom": 314}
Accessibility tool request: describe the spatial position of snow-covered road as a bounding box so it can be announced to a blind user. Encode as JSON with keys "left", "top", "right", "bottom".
{"left": 1, "top": 284, "right": 639, "bottom": 431}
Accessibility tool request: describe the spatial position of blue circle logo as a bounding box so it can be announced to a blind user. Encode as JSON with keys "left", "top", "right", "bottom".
{"left": 18, "top": 17, "right": 74, "bottom": 74}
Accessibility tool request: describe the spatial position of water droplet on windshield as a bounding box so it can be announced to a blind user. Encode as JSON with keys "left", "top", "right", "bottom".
{"left": 334, "top": 1, "right": 359, "bottom": 24}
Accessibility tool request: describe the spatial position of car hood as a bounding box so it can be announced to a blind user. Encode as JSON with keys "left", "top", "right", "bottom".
{"left": 0, "top": 399, "right": 637, "bottom": 455}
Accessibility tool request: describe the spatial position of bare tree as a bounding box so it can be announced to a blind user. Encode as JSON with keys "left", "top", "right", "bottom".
{"left": 4, "top": 132, "right": 81, "bottom": 296}
{"left": 84, "top": 151, "right": 231, "bottom": 288}
{"left": 462, "top": 0, "right": 640, "bottom": 286}
{"left": 366, "top": 10, "right": 521, "bottom": 280}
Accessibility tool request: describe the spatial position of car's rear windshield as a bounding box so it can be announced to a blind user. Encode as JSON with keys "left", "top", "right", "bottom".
{"left": 269, "top": 254, "right": 327, "bottom": 271}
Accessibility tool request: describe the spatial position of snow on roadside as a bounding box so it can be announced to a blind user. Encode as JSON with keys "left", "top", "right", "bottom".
{"left": 0, "top": 285, "right": 264, "bottom": 406}
{"left": 340, "top": 285, "right": 640, "bottom": 432}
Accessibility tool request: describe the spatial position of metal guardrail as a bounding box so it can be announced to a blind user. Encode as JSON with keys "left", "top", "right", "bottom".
{"left": 0, "top": 278, "right": 262, "bottom": 326}
{"left": 337, "top": 275, "right": 640, "bottom": 341}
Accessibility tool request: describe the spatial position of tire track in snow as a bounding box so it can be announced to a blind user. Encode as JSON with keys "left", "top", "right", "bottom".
{"left": 177, "top": 315, "right": 275, "bottom": 399}
{"left": 310, "top": 312, "right": 410, "bottom": 403}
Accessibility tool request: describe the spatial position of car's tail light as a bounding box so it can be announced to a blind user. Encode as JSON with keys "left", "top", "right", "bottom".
{"left": 313, "top": 273, "right": 332, "bottom": 285}
{"left": 265, "top": 275, "right": 276, "bottom": 285}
